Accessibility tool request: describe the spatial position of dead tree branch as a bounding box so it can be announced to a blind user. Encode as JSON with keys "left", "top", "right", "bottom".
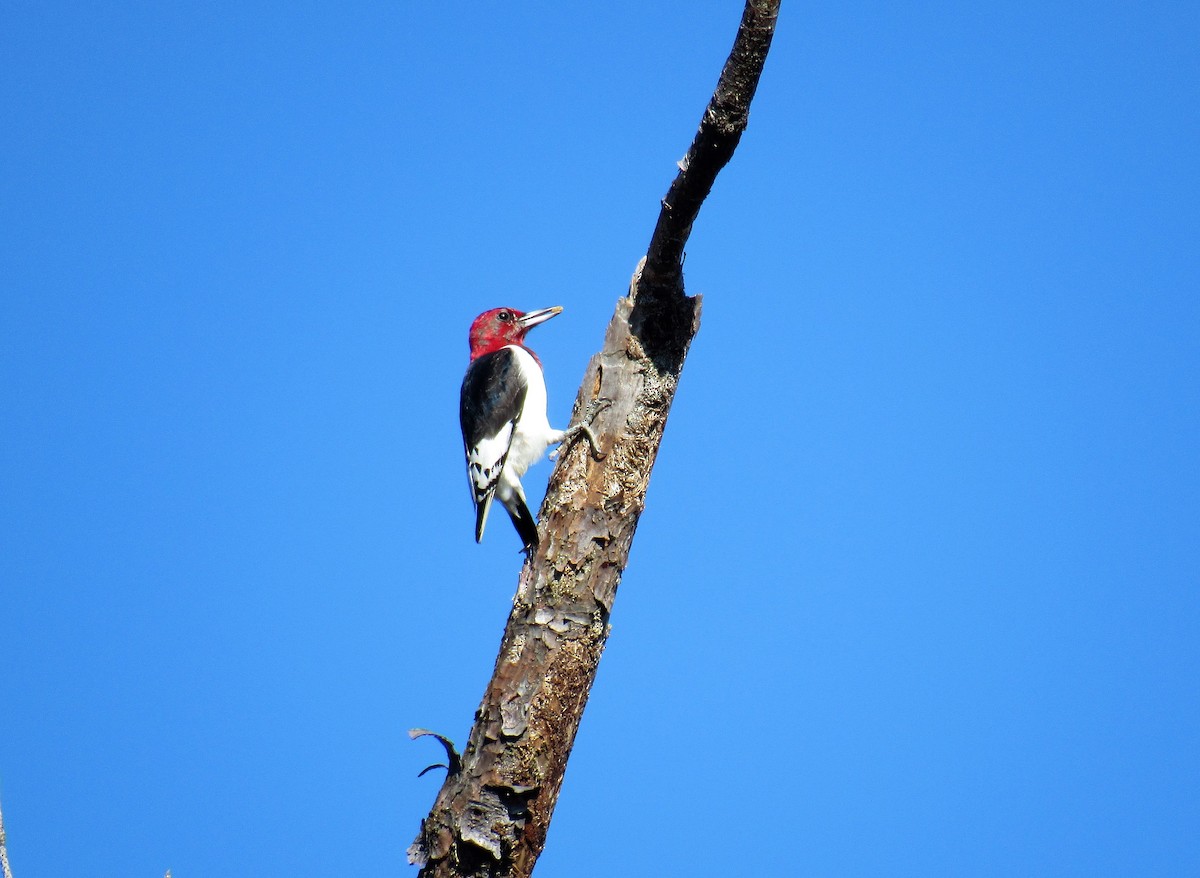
{"left": 0, "top": 798, "right": 14, "bottom": 878}
{"left": 410, "top": 3, "right": 779, "bottom": 876}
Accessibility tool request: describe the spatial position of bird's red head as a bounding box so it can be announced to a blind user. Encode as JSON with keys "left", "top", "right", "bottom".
{"left": 467, "top": 306, "right": 563, "bottom": 361}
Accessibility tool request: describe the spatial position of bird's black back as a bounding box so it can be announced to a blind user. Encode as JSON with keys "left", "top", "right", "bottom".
{"left": 459, "top": 347, "right": 528, "bottom": 448}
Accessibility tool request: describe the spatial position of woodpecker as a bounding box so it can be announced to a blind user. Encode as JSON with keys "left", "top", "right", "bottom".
{"left": 459, "top": 306, "right": 602, "bottom": 554}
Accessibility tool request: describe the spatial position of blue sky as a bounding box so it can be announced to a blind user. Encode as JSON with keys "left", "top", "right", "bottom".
{"left": 2, "top": 1, "right": 1198, "bottom": 875}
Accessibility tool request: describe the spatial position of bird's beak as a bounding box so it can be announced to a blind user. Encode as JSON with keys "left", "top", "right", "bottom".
{"left": 517, "top": 306, "right": 563, "bottom": 329}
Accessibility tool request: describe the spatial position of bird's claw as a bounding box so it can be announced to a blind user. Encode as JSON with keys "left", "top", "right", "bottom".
{"left": 581, "top": 398, "right": 611, "bottom": 459}
{"left": 552, "top": 397, "right": 611, "bottom": 461}
{"left": 584, "top": 397, "right": 613, "bottom": 423}
{"left": 583, "top": 426, "right": 606, "bottom": 461}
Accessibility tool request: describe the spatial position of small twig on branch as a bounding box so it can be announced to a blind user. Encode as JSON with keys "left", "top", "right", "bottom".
{"left": 411, "top": 728, "right": 464, "bottom": 777}
{"left": 410, "top": 4, "right": 779, "bottom": 877}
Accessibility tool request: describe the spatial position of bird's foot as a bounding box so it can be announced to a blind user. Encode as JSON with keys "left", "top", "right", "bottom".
{"left": 550, "top": 398, "right": 611, "bottom": 461}
{"left": 582, "top": 396, "right": 613, "bottom": 424}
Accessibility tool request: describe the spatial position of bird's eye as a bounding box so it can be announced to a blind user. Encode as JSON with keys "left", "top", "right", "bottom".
{"left": 498, "top": 310, "right": 512, "bottom": 322}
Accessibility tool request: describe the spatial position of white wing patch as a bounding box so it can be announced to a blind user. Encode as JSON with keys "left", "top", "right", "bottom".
{"left": 466, "top": 419, "right": 517, "bottom": 541}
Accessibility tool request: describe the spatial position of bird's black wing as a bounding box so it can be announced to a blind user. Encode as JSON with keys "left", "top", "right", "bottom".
{"left": 459, "top": 347, "right": 529, "bottom": 541}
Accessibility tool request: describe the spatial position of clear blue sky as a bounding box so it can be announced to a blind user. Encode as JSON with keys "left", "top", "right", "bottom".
{"left": 3, "top": 2, "right": 1198, "bottom": 875}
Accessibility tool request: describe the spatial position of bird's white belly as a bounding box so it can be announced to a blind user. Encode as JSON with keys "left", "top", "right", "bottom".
{"left": 503, "top": 345, "right": 559, "bottom": 480}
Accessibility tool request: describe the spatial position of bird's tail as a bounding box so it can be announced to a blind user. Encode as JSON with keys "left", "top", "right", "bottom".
{"left": 503, "top": 493, "right": 539, "bottom": 554}
{"left": 474, "top": 492, "right": 494, "bottom": 543}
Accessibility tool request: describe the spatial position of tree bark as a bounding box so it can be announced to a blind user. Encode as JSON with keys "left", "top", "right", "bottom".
{"left": 410, "top": 3, "right": 780, "bottom": 876}
{"left": 0, "top": 798, "right": 13, "bottom": 878}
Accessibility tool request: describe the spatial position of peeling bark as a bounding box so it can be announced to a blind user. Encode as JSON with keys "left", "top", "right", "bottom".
{"left": 411, "top": 3, "right": 779, "bottom": 876}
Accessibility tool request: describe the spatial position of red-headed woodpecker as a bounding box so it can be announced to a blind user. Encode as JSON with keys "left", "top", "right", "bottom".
{"left": 459, "top": 306, "right": 603, "bottom": 554}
